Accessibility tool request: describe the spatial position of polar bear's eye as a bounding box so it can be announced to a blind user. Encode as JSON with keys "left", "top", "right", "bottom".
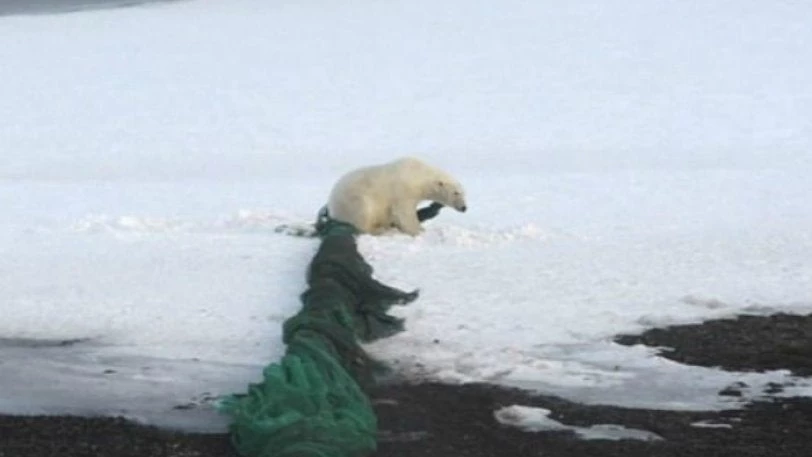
{"left": 437, "top": 181, "right": 445, "bottom": 187}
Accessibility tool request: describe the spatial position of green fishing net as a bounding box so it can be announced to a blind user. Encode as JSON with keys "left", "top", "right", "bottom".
{"left": 219, "top": 209, "right": 428, "bottom": 457}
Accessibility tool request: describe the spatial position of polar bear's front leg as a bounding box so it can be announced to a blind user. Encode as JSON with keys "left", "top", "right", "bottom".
{"left": 391, "top": 203, "right": 424, "bottom": 236}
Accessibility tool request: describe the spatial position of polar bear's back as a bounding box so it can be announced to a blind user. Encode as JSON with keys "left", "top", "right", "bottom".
{"left": 328, "top": 157, "right": 427, "bottom": 201}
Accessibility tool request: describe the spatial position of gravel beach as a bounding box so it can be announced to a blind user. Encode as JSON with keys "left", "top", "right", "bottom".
{"left": 3, "top": 312, "right": 811, "bottom": 457}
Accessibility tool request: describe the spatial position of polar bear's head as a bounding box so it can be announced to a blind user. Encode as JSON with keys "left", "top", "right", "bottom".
{"left": 429, "top": 178, "right": 467, "bottom": 213}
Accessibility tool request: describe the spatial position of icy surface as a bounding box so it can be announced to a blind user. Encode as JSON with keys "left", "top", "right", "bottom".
{"left": 1, "top": 0, "right": 811, "bottom": 432}
{"left": 494, "top": 405, "right": 663, "bottom": 441}
{"left": 690, "top": 420, "right": 734, "bottom": 429}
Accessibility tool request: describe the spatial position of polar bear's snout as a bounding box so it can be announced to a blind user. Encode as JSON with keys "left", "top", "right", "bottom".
{"left": 450, "top": 191, "right": 467, "bottom": 213}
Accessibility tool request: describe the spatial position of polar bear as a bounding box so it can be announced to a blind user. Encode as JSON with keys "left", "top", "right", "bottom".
{"left": 326, "top": 156, "right": 467, "bottom": 236}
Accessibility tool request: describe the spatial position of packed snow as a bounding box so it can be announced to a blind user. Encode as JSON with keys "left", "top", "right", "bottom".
{"left": 1, "top": 0, "right": 811, "bottom": 432}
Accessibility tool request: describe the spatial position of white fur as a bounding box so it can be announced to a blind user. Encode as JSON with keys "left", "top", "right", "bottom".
{"left": 327, "top": 157, "right": 467, "bottom": 236}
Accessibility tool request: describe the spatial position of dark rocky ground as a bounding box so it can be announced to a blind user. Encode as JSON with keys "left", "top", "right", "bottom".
{"left": 3, "top": 312, "right": 812, "bottom": 457}
{"left": 615, "top": 312, "right": 812, "bottom": 377}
